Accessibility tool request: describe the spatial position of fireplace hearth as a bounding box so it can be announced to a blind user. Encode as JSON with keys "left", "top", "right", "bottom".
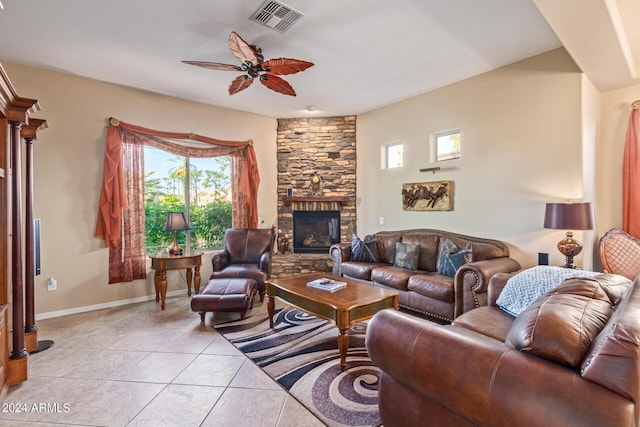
{"left": 293, "top": 210, "right": 340, "bottom": 254}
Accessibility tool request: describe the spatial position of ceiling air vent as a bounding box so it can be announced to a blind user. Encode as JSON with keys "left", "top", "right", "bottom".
{"left": 251, "top": 0, "right": 304, "bottom": 33}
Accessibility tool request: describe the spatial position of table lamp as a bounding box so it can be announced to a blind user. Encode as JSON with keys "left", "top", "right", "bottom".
{"left": 543, "top": 202, "right": 595, "bottom": 268}
{"left": 163, "top": 212, "right": 190, "bottom": 256}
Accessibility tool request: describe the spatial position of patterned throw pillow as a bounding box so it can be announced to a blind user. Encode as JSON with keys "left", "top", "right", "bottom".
{"left": 437, "top": 238, "right": 473, "bottom": 278}
{"left": 350, "top": 234, "right": 379, "bottom": 263}
{"left": 394, "top": 242, "right": 420, "bottom": 270}
{"left": 496, "top": 266, "right": 599, "bottom": 317}
{"left": 350, "top": 234, "right": 363, "bottom": 261}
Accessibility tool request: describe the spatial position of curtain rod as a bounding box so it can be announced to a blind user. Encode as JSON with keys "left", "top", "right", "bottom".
{"left": 632, "top": 100, "right": 640, "bottom": 109}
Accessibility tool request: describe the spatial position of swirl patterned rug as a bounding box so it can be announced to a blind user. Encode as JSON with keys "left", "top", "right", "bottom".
{"left": 214, "top": 306, "right": 381, "bottom": 427}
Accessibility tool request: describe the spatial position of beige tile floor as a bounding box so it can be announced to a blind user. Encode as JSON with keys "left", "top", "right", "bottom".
{"left": 0, "top": 293, "right": 326, "bottom": 426}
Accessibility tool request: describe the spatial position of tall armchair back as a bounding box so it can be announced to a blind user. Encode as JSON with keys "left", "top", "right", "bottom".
{"left": 210, "top": 227, "right": 276, "bottom": 302}
{"left": 599, "top": 228, "right": 640, "bottom": 280}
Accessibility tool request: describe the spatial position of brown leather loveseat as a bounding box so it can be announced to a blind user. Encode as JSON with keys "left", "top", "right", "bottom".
{"left": 366, "top": 270, "right": 639, "bottom": 427}
{"left": 330, "top": 229, "right": 520, "bottom": 321}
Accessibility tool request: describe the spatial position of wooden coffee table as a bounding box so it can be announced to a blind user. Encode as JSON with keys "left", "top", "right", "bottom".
{"left": 267, "top": 272, "right": 398, "bottom": 371}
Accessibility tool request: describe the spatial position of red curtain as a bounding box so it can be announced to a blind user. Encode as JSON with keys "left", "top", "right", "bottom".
{"left": 623, "top": 108, "right": 640, "bottom": 237}
{"left": 95, "top": 119, "right": 260, "bottom": 283}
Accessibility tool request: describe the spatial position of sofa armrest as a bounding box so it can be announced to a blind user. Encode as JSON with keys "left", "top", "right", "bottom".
{"left": 487, "top": 272, "right": 515, "bottom": 306}
{"left": 454, "top": 257, "right": 521, "bottom": 317}
{"left": 210, "top": 250, "right": 230, "bottom": 274}
{"left": 330, "top": 243, "right": 352, "bottom": 276}
{"left": 367, "top": 309, "right": 508, "bottom": 425}
{"left": 259, "top": 251, "right": 272, "bottom": 278}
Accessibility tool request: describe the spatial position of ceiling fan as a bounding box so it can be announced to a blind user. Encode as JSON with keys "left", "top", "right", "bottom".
{"left": 183, "top": 31, "right": 314, "bottom": 96}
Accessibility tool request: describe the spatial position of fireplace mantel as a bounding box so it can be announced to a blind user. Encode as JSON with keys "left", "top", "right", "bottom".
{"left": 282, "top": 196, "right": 349, "bottom": 206}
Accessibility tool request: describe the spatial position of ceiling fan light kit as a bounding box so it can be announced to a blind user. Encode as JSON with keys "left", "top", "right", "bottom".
{"left": 183, "top": 31, "right": 313, "bottom": 96}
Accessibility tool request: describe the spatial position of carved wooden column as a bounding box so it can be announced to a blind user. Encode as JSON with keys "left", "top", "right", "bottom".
{"left": 6, "top": 97, "right": 38, "bottom": 385}
{"left": 21, "top": 119, "right": 48, "bottom": 353}
{"left": 9, "top": 120, "right": 26, "bottom": 363}
{"left": 0, "top": 63, "right": 40, "bottom": 395}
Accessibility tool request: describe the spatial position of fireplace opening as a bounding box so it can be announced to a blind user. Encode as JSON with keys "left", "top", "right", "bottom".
{"left": 293, "top": 210, "right": 340, "bottom": 254}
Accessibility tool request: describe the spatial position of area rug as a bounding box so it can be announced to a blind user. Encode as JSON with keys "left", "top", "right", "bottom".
{"left": 214, "top": 306, "right": 382, "bottom": 427}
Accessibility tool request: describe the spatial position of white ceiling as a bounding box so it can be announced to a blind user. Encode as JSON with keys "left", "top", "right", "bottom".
{"left": 0, "top": 0, "right": 637, "bottom": 118}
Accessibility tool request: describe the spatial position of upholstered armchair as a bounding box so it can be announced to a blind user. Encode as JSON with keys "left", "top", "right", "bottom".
{"left": 210, "top": 227, "right": 276, "bottom": 302}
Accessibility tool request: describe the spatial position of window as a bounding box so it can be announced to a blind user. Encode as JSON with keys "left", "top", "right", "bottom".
{"left": 384, "top": 142, "right": 404, "bottom": 169}
{"left": 433, "top": 130, "right": 461, "bottom": 162}
{"left": 144, "top": 146, "right": 232, "bottom": 254}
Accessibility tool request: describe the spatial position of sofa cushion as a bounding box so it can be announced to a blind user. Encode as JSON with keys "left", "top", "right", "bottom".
{"left": 374, "top": 233, "right": 402, "bottom": 264}
{"left": 452, "top": 306, "right": 515, "bottom": 342}
{"left": 372, "top": 265, "right": 419, "bottom": 291}
{"left": 496, "top": 266, "right": 599, "bottom": 316}
{"left": 408, "top": 273, "right": 454, "bottom": 302}
{"left": 394, "top": 242, "right": 420, "bottom": 270}
{"left": 505, "top": 276, "right": 613, "bottom": 367}
{"left": 437, "top": 239, "right": 473, "bottom": 278}
{"left": 401, "top": 233, "right": 440, "bottom": 271}
{"left": 341, "top": 261, "right": 384, "bottom": 281}
{"left": 580, "top": 275, "right": 636, "bottom": 399}
{"left": 350, "top": 234, "right": 379, "bottom": 263}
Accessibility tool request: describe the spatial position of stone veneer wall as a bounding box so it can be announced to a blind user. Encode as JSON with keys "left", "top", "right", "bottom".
{"left": 273, "top": 116, "right": 357, "bottom": 277}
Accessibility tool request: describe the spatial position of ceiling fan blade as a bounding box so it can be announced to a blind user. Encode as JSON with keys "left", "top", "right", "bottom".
{"left": 260, "top": 74, "right": 296, "bottom": 96}
{"left": 262, "top": 58, "right": 314, "bottom": 76}
{"left": 229, "top": 31, "right": 259, "bottom": 66}
{"left": 229, "top": 75, "right": 254, "bottom": 95}
{"left": 182, "top": 61, "right": 242, "bottom": 71}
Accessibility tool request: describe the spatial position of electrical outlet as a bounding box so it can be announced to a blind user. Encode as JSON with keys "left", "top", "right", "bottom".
{"left": 379, "top": 216, "right": 385, "bottom": 225}
{"left": 47, "top": 278, "right": 57, "bottom": 291}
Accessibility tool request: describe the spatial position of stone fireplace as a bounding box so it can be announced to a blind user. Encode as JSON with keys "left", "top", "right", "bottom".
{"left": 272, "top": 116, "right": 357, "bottom": 276}
{"left": 292, "top": 210, "right": 340, "bottom": 253}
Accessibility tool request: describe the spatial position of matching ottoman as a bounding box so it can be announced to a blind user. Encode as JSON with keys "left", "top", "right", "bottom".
{"left": 191, "top": 278, "right": 257, "bottom": 321}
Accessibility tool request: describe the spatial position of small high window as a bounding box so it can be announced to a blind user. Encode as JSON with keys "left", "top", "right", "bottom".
{"left": 384, "top": 142, "right": 404, "bottom": 169}
{"left": 434, "top": 130, "right": 461, "bottom": 162}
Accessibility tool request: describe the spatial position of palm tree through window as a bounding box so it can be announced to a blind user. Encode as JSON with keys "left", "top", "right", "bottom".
{"left": 144, "top": 146, "right": 232, "bottom": 254}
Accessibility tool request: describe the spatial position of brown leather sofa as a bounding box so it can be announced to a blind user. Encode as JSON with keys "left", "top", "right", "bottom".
{"left": 366, "top": 271, "right": 639, "bottom": 427}
{"left": 329, "top": 229, "right": 520, "bottom": 321}
{"left": 210, "top": 227, "right": 275, "bottom": 302}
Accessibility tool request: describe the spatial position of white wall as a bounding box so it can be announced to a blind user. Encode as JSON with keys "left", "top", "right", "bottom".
{"left": 357, "top": 49, "right": 588, "bottom": 269}
{"left": 2, "top": 61, "right": 278, "bottom": 316}
{"left": 580, "top": 76, "right": 600, "bottom": 270}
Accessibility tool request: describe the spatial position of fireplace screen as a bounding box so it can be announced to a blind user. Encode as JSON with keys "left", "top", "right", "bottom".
{"left": 292, "top": 210, "right": 340, "bottom": 254}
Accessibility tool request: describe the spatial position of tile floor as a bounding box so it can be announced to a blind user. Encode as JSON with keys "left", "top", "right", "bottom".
{"left": 0, "top": 293, "right": 326, "bottom": 426}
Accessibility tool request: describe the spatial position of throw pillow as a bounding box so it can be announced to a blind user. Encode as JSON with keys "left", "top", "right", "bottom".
{"left": 436, "top": 239, "right": 473, "bottom": 278}
{"left": 361, "top": 235, "right": 380, "bottom": 263}
{"left": 350, "top": 234, "right": 379, "bottom": 263}
{"left": 350, "top": 234, "right": 363, "bottom": 261}
{"left": 496, "top": 266, "right": 599, "bottom": 317}
{"left": 394, "top": 242, "right": 420, "bottom": 270}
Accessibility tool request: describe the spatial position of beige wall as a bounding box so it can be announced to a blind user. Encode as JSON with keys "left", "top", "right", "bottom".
{"left": 2, "top": 61, "right": 278, "bottom": 317}
{"left": 5, "top": 46, "right": 636, "bottom": 317}
{"left": 357, "top": 49, "right": 589, "bottom": 269}
{"left": 597, "top": 83, "right": 640, "bottom": 235}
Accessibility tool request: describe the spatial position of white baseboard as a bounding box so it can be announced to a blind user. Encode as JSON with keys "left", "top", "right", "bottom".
{"left": 34, "top": 289, "right": 186, "bottom": 321}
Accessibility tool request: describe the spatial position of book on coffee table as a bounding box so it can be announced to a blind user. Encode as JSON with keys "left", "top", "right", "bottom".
{"left": 306, "top": 277, "right": 347, "bottom": 292}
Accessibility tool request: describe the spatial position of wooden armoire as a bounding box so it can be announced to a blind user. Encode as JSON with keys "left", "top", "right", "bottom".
{"left": 0, "top": 63, "right": 46, "bottom": 400}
